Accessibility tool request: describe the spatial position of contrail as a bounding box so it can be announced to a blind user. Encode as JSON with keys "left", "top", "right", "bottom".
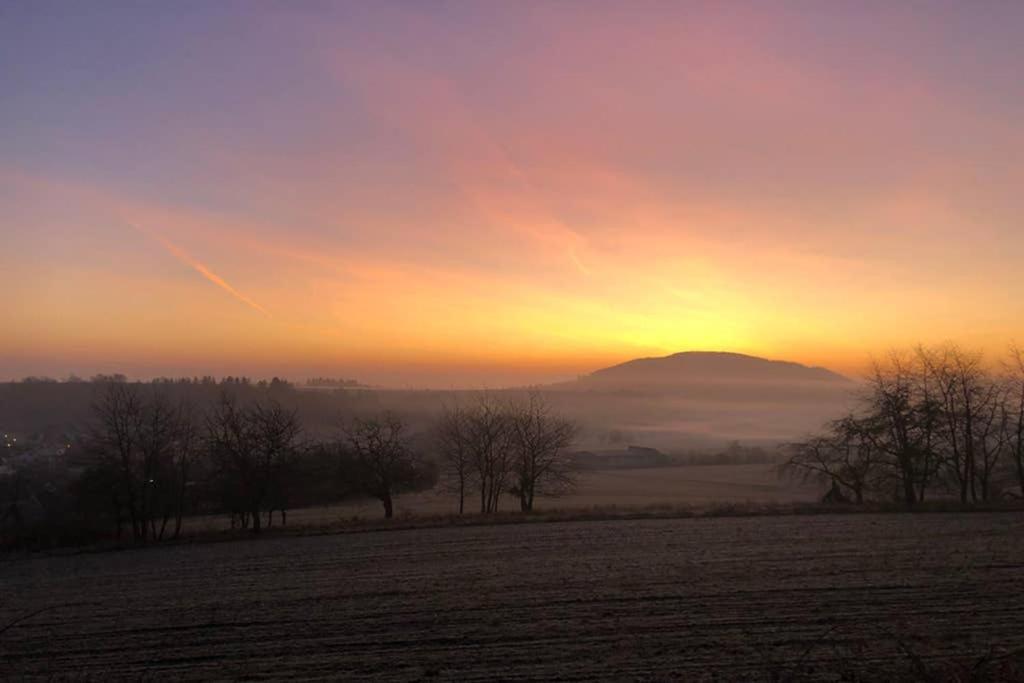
{"left": 567, "top": 246, "right": 592, "bottom": 276}
{"left": 129, "top": 222, "right": 271, "bottom": 317}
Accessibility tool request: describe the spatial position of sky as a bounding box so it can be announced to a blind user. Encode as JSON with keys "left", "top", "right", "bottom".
{"left": 3, "top": 1, "right": 1024, "bottom": 387}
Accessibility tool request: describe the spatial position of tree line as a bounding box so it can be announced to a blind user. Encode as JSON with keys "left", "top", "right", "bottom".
{"left": 784, "top": 344, "right": 1024, "bottom": 505}
{"left": 80, "top": 384, "right": 444, "bottom": 541}
{"left": 1, "top": 385, "right": 579, "bottom": 548}
{"left": 16, "top": 373, "right": 297, "bottom": 388}
{"left": 435, "top": 393, "right": 579, "bottom": 514}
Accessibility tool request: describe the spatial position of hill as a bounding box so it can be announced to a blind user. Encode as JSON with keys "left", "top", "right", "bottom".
{"left": 582, "top": 351, "right": 848, "bottom": 386}
{"left": 539, "top": 351, "right": 855, "bottom": 449}
{"left": 0, "top": 352, "right": 856, "bottom": 455}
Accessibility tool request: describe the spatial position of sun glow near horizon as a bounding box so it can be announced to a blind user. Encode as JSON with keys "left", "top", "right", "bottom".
{"left": 3, "top": 3, "right": 1024, "bottom": 386}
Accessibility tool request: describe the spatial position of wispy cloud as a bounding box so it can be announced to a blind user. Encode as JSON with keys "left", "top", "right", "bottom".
{"left": 129, "top": 223, "right": 271, "bottom": 317}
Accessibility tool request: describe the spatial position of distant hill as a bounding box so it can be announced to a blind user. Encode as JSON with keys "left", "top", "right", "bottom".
{"left": 538, "top": 352, "right": 854, "bottom": 448}
{"left": 0, "top": 352, "right": 855, "bottom": 454}
{"left": 579, "top": 351, "right": 849, "bottom": 388}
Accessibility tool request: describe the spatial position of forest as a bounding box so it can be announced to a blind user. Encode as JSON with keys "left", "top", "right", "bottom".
{"left": 0, "top": 381, "right": 577, "bottom": 548}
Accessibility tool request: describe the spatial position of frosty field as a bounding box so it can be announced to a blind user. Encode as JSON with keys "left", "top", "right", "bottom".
{"left": 2, "top": 512, "right": 1022, "bottom": 680}
{"left": 184, "top": 464, "right": 820, "bottom": 531}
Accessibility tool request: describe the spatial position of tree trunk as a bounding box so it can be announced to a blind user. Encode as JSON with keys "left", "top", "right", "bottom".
{"left": 902, "top": 473, "right": 916, "bottom": 506}
{"left": 1017, "top": 453, "right": 1024, "bottom": 498}
{"left": 173, "top": 476, "right": 186, "bottom": 540}
{"left": 969, "top": 454, "right": 977, "bottom": 503}
{"left": 250, "top": 507, "right": 261, "bottom": 533}
{"left": 382, "top": 492, "right": 394, "bottom": 519}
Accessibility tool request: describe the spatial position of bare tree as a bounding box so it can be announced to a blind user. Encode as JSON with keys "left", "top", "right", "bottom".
{"left": 974, "top": 379, "right": 1009, "bottom": 502}
{"left": 461, "top": 394, "right": 514, "bottom": 514}
{"left": 87, "top": 383, "right": 196, "bottom": 542}
{"left": 136, "top": 392, "right": 191, "bottom": 541}
{"left": 89, "top": 383, "right": 144, "bottom": 540}
{"left": 783, "top": 415, "right": 883, "bottom": 504}
{"left": 343, "top": 412, "right": 432, "bottom": 518}
{"left": 920, "top": 345, "right": 1000, "bottom": 502}
{"left": 790, "top": 344, "right": 1024, "bottom": 505}
{"left": 206, "top": 395, "right": 301, "bottom": 533}
{"left": 506, "top": 392, "right": 579, "bottom": 511}
{"left": 435, "top": 403, "right": 475, "bottom": 515}
{"left": 860, "top": 351, "right": 937, "bottom": 505}
{"left": 170, "top": 402, "right": 199, "bottom": 539}
{"left": 1005, "top": 346, "right": 1024, "bottom": 498}
{"left": 250, "top": 401, "right": 303, "bottom": 528}
{"left": 206, "top": 394, "right": 258, "bottom": 530}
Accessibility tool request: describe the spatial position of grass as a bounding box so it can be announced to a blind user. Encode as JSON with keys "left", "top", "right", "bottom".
{"left": 743, "top": 621, "right": 1024, "bottom": 682}
{"left": 10, "top": 497, "right": 1015, "bottom": 559}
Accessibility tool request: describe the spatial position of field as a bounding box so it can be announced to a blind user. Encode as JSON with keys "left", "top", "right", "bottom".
{"left": 187, "top": 464, "right": 821, "bottom": 531}
{"left": 2, "top": 512, "right": 1023, "bottom": 680}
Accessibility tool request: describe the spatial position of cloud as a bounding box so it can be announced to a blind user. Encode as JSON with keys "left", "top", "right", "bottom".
{"left": 127, "top": 222, "right": 271, "bottom": 317}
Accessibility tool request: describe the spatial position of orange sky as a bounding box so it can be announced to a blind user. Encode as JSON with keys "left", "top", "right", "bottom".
{"left": 3, "top": 3, "right": 1024, "bottom": 386}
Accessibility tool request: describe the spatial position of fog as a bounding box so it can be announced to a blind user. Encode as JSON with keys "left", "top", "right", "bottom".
{"left": 0, "top": 352, "right": 854, "bottom": 452}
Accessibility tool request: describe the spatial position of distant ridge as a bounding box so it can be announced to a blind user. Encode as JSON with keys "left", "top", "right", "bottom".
{"left": 580, "top": 351, "right": 849, "bottom": 386}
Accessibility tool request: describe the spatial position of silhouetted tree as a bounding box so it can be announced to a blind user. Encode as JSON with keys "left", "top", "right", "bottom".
{"left": 435, "top": 403, "right": 475, "bottom": 514}
{"left": 169, "top": 403, "right": 199, "bottom": 538}
{"left": 1007, "top": 347, "right": 1024, "bottom": 498}
{"left": 461, "top": 394, "right": 514, "bottom": 514}
{"left": 507, "top": 392, "right": 579, "bottom": 511}
{"left": 88, "top": 383, "right": 144, "bottom": 539}
{"left": 783, "top": 415, "right": 884, "bottom": 504}
{"left": 789, "top": 344, "right": 1024, "bottom": 504}
{"left": 135, "top": 392, "right": 194, "bottom": 541}
{"left": 919, "top": 345, "right": 1000, "bottom": 502}
{"left": 72, "top": 460, "right": 125, "bottom": 539}
{"left": 860, "top": 351, "right": 938, "bottom": 505}
{"left": 86, "top": 384, "right": 195, "bottom": 542}
{"left": 342, "top": 412, "right": 434, "bottom": 518}
{"left": 206, "top": 395, "right": 301, "bottom": 533}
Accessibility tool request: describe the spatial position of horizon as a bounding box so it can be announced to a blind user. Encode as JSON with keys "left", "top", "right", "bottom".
{"left": 1, "top": 348, "right": 855, "bottom": 389}
{"left": 5, "top": 3, "right": 1024, "bottom": 386}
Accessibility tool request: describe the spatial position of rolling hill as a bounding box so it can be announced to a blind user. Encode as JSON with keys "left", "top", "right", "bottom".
{"left": 544, "top": 351, "right": 856, "bottom": 449}
{"left": 582, "top": 351, "right": 848, "bottom": 386}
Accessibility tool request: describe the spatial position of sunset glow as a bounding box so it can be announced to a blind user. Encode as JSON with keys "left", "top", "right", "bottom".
{"left": 4, "top": 3, "right": 1024, "bottom": 385}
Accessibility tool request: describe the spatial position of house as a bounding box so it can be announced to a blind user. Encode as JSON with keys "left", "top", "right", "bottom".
{"left": 572, "top": 445, "right": 667, "bottom": 470}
